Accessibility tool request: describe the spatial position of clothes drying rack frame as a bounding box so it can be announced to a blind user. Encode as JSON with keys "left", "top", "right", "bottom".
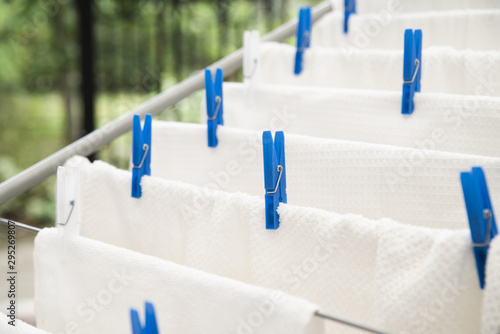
{"left": 0, "top": 2, "right": 397, "bottom": 333}
{"left": 0, "top": 1, "right": 332, "bottom": 206}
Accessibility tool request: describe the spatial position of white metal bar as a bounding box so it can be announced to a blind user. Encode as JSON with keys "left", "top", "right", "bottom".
{"left": 0, "top": 1, "right": 333, "bottom": 206}
{"left": 0, "top": 218, "right": 42, "bottom": 233}
{"left": 315, "top": 311, "right": 394, "bottom": 334}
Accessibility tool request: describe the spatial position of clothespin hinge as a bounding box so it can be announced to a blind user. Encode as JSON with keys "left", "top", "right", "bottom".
{"left": 205, "top": 68, "right": 224, "bottom": 147}
{"left": 401, "top": 29, "right": 422, "bottom": 115}
{"left": 294, "top": 6, "right": 312, "bottom": 75}
{"left": 262, "top": 131, "right": 287, "bottom": 230}
{"left": 131, "top": 114, "right": 152, "bottom": 198}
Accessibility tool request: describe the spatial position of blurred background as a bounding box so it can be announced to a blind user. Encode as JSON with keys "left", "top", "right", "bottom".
{"left": 0, "top": 0, "right": 319, "bottom": 229}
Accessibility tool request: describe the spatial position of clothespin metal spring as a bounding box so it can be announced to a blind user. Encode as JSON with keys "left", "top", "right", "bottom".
{"left": 133, "top": 144, "right": 150, "bottom": 170}
{"left": 266, "top": 165, "right": 283, "bottom": 195}
{"left": 403, "top": 59, "right": 420, "bottom": 84}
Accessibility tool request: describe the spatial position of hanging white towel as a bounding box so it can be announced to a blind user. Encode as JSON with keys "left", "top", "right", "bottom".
{"left": 328, "top": 0, "right": 500, "bottom": 14}
{"left": 482, "top": 237, "right": 500, "bottom": 334}
{"left": 33, "top": 228, "right": 322, "bottom": 334}
{"left": 218, "top": 82, "right": 500, "bottom": 157}
{"left": 311, "top": 10, "right": 500, "bottom": 51}
{"left": 0, "top": 314, "right": 50, "bottom": 334}
{"left": 257, "top": 42, "right": 500, "bottom": 97}
{"left": 66, "top": 157, "right": 483, "bottom": 334}
{"left": 145, "top": 122, "right": 500, "bottom": 229}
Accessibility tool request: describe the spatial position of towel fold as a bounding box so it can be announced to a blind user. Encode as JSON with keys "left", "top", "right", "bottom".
{"left": 34, "top": 228, "right": 322, "bottom": 334}
{"left": 312, "top": 10, "right": 500, "bottom": 51}
{"left": 0, "top": 314, "right": 49, "bottom": 334}
{"left": 482, "top": 237, "right": 500, "bottom": 334}
{"left": 257, "top": 42, "right": 500, "bottom": 97}
{"left": 328, "top": 0, "right": 500, "bottom": 14}
{"left": 147, "top": 121, "right": 500, "bottom": 229}
{"left": 219, "top": 82, "right": 500, "bottom": 157}
{"left": 67, "top": 157, "right": 483, "bottom": 334}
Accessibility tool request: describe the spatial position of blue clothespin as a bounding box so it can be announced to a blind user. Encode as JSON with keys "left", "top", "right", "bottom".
{"left": 401, "top": 29, "right": 422, "bottom": 115}
{"left": 344, "top": 0, "right": 356, "bottom": 33}
{"left": 132, "top": 114, "right": 152, "bottom": 198}
{"left": 130, "top": 301, "right": 159, "bottom": 334}
{"left": 461, "top": 167, "right": 498, "bottom": 289}
{"left": 262, "top": 131, "right": 287, "bottom": 230}
{"left": 294, "top": 6, "right": 312, "bottom": 75}
{"left": 205, "top": 68, "right": 224, "bottom": 147}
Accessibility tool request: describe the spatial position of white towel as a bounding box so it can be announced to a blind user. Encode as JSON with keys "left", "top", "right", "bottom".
{"left": 147, "top": 121, "right": 500, "bottom": 229}
{"left": 220, "top": 82, "right": 500, "bottom": 157}
{"left": 34, "top": 228, "right": 322, "bottom": 334}
{"left": 68, "top": 157, "right": 483, "bottom": 334}
{"left": 328, "top": 0, "right": 500, "bottom": 14}
{"left": 257, "top": 42, "right": 500, "bottom": 97}
{"left": 0, "top": 314, "right": 49, "bottom": 334}
{"left": 312, "top": 10, "right": 500, "bottom": 51}
{"left": 482, "top": 237, "right": 500, "bottom": 334}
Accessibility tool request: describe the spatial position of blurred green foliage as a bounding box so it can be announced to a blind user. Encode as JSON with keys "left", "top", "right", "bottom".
{"left": 0, "top": 0, "right": 318, "bottom": 227}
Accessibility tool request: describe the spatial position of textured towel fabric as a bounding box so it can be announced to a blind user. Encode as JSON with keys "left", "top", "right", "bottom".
{"left": 219, "top": 82, "right": 500, "bottom": 157}
{"left": 328, "top": 0, "right": 500, "bottom": 14}
{"left": 148, "top": 121, "right": 500, "bottom": 230}
{"left": 67, "top": 157, "right": 483, "bottom": 334}
{"left": 482, "top": 237, "right": 500, "bottom": 334}
{"left": 257, "top": 42, "right": 500, "bottom": 96}
{"left": 34, "top": 228, "right": 322, "bottom": 334}
{"left": 311, "top": 10, "right": 500, "bottom": 51}
{"left": 0, "top": 315, "right": 50, "bottom": 334}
